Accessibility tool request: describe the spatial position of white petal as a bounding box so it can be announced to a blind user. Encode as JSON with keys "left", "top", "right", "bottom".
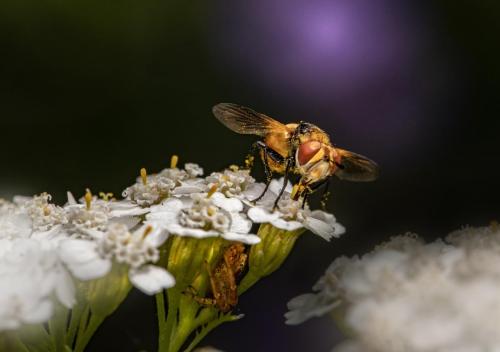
{"left": 247, "top": 207, "right": 280, "bottom": 224}
{"left": 129, "top": 265, "right": 175, "bottom": 295}
{"left": 166, "top": 224, "right": 219, "bottom": 238}
{"left": 79, "top": 228, "right": 105, "bottom": 240}
{"left": 269, "top": 178, "right": 292, "bottom": 195}
{"left": 55, "top": 270, "right": 76, "bottom": 308}
{"left": 144, "top": 226, "right": 169, "bottom": 247}
{"left": 211, "top": 192, "right": 243, "bottom": 212}
{"left": 66, "top": 258, "right": 112, "bottom": 281}
{"left": 59, "top": 239, "right": 100, "bottom": 264}
{"left": 305, "top": 212, "right": 346, "bottom": 240}
{"left": 147, "top": 199, "right": 183, "bottom": 223}
{"left": 109, "top": 206, "right": 149, "bottom": 218}
{"left": 271, "top": 218, "right": 303, "bottom": 231}
{"left": 222, "top": 232, "right": 261, "bottom": 244}
{"left": 66, "top": 191, "right": 77, "bottom": 205}
{"left": 230, "top": 213, "right": 252, "bottom": 234}
{"left": 13, "top": 195, "right": 31, "bottom": 206}
{"left": 242, "top": 182, "right": 266, "bottom": 199}
{"left": 23, "top": 300, "right": 53, "bottom": 324}
{"left": 32, "top": 225, "right": 64, "bottom": 241}
{"left": 309, "top": 210, "right": 337, "bottom": 225}
{"left": 109, "top": 216, "right": 141, "bottom": 229}
{"left": 285, "top": 293, "right": 340, "bottom": 325}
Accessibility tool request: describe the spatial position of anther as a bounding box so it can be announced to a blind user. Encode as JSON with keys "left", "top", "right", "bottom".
{"left": 99, "top": 192, "right": 114, "bottom": 201}
{"left": 140, "top": 168, "right": 148, "bottom": 185}
{"left": 84, "top": 189, "right": 93, "bottom": 210}
{"left": 229, "top": 164, "right": 239, "bottom": 172}
{"left": 142, "top": 225, "right": 153, "bottom": 238}
{"left": 170, "top": 155, "right": 179, "bottom": 169}
{"left": 207, "top": 206, "right": 216, "bottom": 217}
{"left": 245, "top": 154, "right": 255, "bottom": 169}
{"left": 207, "top": 184, "right": 218, "bottom": 198}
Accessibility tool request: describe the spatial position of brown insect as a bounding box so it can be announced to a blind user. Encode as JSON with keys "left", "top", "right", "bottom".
{"left": 187, "top": 243, "right": 247, "bottom": 313}
{"left": 212, "top": 103, "right": 379, "bottom": 208}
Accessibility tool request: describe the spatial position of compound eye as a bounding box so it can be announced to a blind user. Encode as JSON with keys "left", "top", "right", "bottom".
{"left": 297, "top": 141, "right": 322, "bottom": 166}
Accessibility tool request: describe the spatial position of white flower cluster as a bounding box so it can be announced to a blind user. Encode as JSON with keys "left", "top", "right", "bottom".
{"left": 0, "top": 207, "right": 75, "bottom": 331}
{"left": 145, "top": 167, "right": 344, "bottom": 244}
{"left": 0, "top": 160, "right": 346, "bottom": 332}
{"left": 0, "top": 189, "right": 170, "bottom": 331}
{"left": 286, "top": 225, "right": 500, "bottom": 352}
{"left": 123, "top": 163, "right": 205, "bottom": 206}
{"left": 248, "top": 179, "right": 345, "bottom": 240}
{"left": 206, "top": 168, "right": 255, "bottom": 198}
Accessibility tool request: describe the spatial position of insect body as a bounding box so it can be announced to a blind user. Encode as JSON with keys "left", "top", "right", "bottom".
{"left": 187, "top": 243, "right": 247, "bottom": 313}
{"left": 212, "top": 103, "right": 379, "bottom": 207}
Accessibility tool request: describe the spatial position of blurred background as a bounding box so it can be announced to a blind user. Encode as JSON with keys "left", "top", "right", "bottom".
{"left": 1, "top": 0, "right": 499, "bottom": 350}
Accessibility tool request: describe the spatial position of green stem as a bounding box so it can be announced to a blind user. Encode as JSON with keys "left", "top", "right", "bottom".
{"left": 16, "top": 324, "right": 51, "bottom": 352}
{"left": 74, "top": 315, "right": 104, "bottom": 352}
{"left": 182, "top": 314, "right": 238, "bottom": 352}
{"left": 74, "top": 306, "right": 89, "bottom": 352}
{"left": 162, "top": 288, "right": 181, "bottom": 352}
{"left": 156, "top": 291, "right": 167, "bottom": 352}
{"left": 66, "top": 303, "right": 85, "bottom": 347}
{"left": 0, "top": 333, "right": 30, "bottom": 352}
{"left": 48, "top": 304, "right": 68, "bottom": 352}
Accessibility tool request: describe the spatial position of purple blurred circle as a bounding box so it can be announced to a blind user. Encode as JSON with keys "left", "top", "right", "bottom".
{"left": 210, "top": 0, "right": 454, "bottom": 160}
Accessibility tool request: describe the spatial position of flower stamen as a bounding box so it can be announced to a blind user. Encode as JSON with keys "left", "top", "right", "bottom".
{"left": 85, "top": 189, "right": 93, "bottom": 210}
{"left": 140, "top": 168, "right": 148, "bottom": 185}
{"left": 170, "top": 155, "right": 179, "bottom": 169}
{"left": 142, "top": 225, "right": 153, "bottom": 239}
{"left": 207, "top": 184, "right": 218, "bottom": 198}
{"left": 99, "top": 192, "right": 114, "bottom": 201}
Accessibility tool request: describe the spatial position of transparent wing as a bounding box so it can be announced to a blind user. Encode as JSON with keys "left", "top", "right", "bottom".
{"left": 335, "top": 149, "right": 379, "bottom": 182}
{"left": 212, "top": 103, "right": 287, "bottom": 136}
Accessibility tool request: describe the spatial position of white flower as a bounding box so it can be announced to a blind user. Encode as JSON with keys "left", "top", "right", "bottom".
{"left": 65, "top": 201, "right": 109, "bottom": 237}
{"left": 0, "top": 238, "right": 75, "bottom": 330}
{"left": 205, "top": 168, "right": 257, "bottom": 199}
{"left": 60, "top": 223, "right": 174, "bottom": 295}
{"left": 123, "top": 175, "right": 175, "bottom": 207}
{"left": 19, "top": 193, "right": 68, "bottom": 232}
{"left": 286, "top": 226, "right": 500, "bottom": 352}
{"left": 0, "top": 212, "right": 32, "bottom": 239}
{"left": 64, "top": 192, "right": 143, "bottom": 238}
{"left": 147, "top": 192, "right": 260, "bottom": 244}
{"left": 184, "top": 163, "right": 204, "bottom": 178}
{"left": 123, "top": 164, "right": 205, "bottom": 206}
{"left": 0, "top": 199, "right": 19, "bottom": 215}
{"left": 248, "top": 178, "right": 345, "bottom": 240}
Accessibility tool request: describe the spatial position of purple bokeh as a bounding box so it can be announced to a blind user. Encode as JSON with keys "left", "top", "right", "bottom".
{"left": 209, "top": 0, "right": 455, "bottom": 161}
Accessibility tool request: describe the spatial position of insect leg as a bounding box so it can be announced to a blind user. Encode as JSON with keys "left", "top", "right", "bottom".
{"left": 303, "top": 177, "right": 331, "bottom": 210}
{"left": 301, "top": 191, "right": 309, "bottom": 209}
{"left": 273, "top": 158, "right": 292, "bottom": 210}
{"left": 252, "top": 141, "right": 274, "bottom": 202}
{"left": 183, "top": 285, "right": 218, "bottom": 307}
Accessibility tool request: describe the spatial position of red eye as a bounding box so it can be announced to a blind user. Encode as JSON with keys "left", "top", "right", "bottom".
{"left": 297, "top": 141, "right": 322, "bottom": 166}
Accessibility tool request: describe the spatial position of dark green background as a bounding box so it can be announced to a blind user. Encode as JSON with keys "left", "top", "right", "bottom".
{"left": 1, "top": 1, "right": 499, "bottom": 351}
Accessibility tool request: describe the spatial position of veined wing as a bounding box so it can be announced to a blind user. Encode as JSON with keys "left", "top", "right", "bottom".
{"left": 335, "top": 149, "right": 379, "bottom": 182}
{"left": 212, "top": 103, "right": 288, "bottom": 136}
